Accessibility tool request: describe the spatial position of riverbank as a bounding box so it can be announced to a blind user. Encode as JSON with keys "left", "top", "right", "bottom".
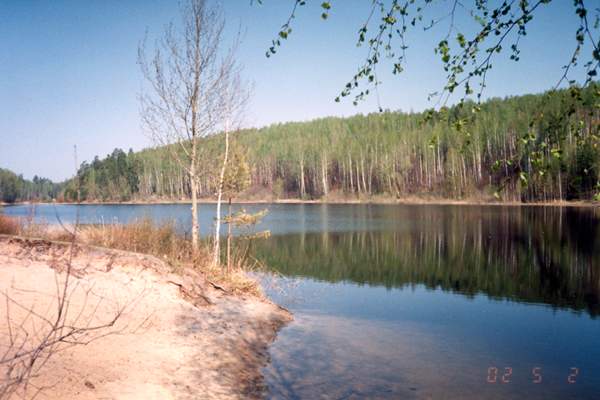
{"left": 0, "top": 235, "right": 291, "bottom": 399}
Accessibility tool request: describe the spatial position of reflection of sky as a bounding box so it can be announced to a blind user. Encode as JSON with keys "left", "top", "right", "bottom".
{"left": 264, "top": 280, "right": 600, "bottom": 399}
{"left": 3, "top": 202, "right": 516, "bottom": 236}
{"left": 2, "top": 203, "right": 416, "bottom": 235}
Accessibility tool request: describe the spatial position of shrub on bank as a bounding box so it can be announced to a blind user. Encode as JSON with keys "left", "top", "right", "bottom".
{"left": 0, "top": 215, "right": 19, "bottom": 235}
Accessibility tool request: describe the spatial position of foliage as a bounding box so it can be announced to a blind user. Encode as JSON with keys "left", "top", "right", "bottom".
{"left": 63, "top": 149, "right": 140, "bottom": 202}
{"left": 260, "top": 0, "right": 600, "bottom": 107}
{"left": 59, "top": 86, "right": 600, "bottom": 203}
{"left": 568, "top": 141, "right": 599, "bottom": 199}
{"left": 226, "top": 209, "right": 269, "bottom": 231}
{"left": 224, "top": 209, "right": 270, "bottom": 273}
{"left": 222, "top": 141, "right": 251, "bottom": 199}
{"left": 0, "top": 168, "right": 62, "bottom": 203}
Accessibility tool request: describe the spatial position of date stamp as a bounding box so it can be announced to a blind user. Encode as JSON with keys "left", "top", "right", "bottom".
{"left": 486, "top": 367, "right": 579, "bottom": 384}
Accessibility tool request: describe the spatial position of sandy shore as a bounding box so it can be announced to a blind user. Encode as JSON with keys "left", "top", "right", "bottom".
{"left": 0, "top": 235, "right": 291, "bottom": 399}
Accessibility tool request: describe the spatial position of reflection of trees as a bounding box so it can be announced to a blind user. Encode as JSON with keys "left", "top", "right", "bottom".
{"left": 256, "top": 207, "right": 600, "bottom": 316}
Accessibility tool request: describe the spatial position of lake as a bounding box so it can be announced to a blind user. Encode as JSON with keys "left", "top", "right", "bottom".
{"left": 3, "top": 203, "right": 600, "bottom": 399}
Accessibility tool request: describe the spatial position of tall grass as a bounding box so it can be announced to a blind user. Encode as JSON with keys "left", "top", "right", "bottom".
{"left": 78, "top": 218, "right": 261, "bottom": 296}
{"left": 0, "top": 208, "right": 47, "bottom": 237}
{"left": 0, "top": 215, "right": 19, "bottom": 235}
{"left": 80, "top": 219, "right": 200, "bottom": 263}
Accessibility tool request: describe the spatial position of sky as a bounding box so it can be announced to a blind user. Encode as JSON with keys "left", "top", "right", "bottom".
{"left": 0, "top": 0, "right": 593, "bottom": 181}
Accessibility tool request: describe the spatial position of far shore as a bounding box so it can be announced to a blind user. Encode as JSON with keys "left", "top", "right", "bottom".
{"left": 3, "top": 196, "right": 599, "bottom": 208}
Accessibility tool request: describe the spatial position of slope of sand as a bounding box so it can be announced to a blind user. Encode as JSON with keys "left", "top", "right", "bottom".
{"left": 0, "top": 235, "right": 291, "bottom": 399}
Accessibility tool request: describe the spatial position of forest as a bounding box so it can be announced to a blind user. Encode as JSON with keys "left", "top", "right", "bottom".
{"left": 0, "top": 168, "right": 62, "bottom": 203}
{"left": 2, "top": 86, "right": 600, "bottom": 204}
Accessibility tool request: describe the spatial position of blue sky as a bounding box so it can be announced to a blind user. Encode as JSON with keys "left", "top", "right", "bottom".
{"left": 0, "top": 0, "right": 591, "bottom": 180}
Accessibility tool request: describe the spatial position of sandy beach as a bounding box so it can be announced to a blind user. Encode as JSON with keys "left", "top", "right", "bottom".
{"left": 0, "top": 235, "right": 291, "bottom": 399}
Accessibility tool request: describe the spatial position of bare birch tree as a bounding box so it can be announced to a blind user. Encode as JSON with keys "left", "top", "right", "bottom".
{"left": 138, "top": 0, "right": 246, "bottom": 253}
{"left": 212, "top": 79, "right": 248, "bottom": 267}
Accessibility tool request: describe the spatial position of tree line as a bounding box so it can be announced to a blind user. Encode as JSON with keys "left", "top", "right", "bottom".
{"left": 3, "top": 86, "right": 599, "bottom": 204}
{"left": 62, "top": 148, "right": 141, "bottom": 202}
{"left": 67, "top": 86, "right": 600, "bottom": 203}
{"left": 0, "top": 168, "right": 62, "bottom": 203}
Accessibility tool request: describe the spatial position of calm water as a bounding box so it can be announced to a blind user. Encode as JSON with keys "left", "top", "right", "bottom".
{"left": 3, "top": 203, "right": 600, "bottom": 399}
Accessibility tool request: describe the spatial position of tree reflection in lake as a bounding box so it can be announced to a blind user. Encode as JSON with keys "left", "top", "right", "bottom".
{"left": 256, "top": 205, "right": 600, "bottom": 316}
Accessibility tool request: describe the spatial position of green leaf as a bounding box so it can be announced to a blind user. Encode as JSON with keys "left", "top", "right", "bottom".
{"left": 519, "top": 172, "right": 529, "bottom": 185}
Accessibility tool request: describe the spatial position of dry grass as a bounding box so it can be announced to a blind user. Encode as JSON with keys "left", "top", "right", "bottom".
{"left": 0, "top": 214, "right": 262, "bottom": 296}
{"left": 0, "top": 215, "right": 19, "bottom": 235}
{"left": 79, "top": 219, "right": 198, "bottom": 263}
{"left": 0, "top": 212, "right": 49, "bottom": 237}
{"left": 76, "top": 219, "right": 262, "bottom": 296}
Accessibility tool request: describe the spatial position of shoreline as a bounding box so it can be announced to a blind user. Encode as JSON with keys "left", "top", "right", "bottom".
{"left": 0, "top": 234, "right": 292, "bottom": 399}
{"left": 4, "top": 197, "right": 599, "bottom": 208}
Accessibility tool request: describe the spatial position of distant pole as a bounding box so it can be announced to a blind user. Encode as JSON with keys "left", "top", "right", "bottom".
{"left": 74, "top": 145, "right": 80, "bottom": 203}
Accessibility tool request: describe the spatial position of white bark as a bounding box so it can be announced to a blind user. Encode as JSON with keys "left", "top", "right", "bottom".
{"left": 213, "top": 128, "right": 230, "bottom": 267}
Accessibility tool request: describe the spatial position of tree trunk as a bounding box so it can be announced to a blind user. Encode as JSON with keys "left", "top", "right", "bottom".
{"left": 356, "top": 163, "right": 362, "bottom": 194}
{"left": 348, "top": 154, "right": 354, "bottom": 194}
{"left": 213, "top": 129, "right": 230, "bottom": 267}
{"left": 321, "top": 153, "right": 328, "bottom": 197}
{"left": 558, "top": 169, "right": 563, "bottom": 201}
{"left": 190, "top": 159, "right": 199, "bottom": 253}
{"left": 300, "top": 156, "right": 306, "bottom": 199}
{"left": 226, "top": 197, "right": 232, "bottom": 272}
{"left": 360, "top": 156, "right": 367, "bottom": 195}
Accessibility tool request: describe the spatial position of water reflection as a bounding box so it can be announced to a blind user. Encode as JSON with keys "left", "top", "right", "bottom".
{"left": 256, "top": 206, "right": 600, "bottom": 316}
